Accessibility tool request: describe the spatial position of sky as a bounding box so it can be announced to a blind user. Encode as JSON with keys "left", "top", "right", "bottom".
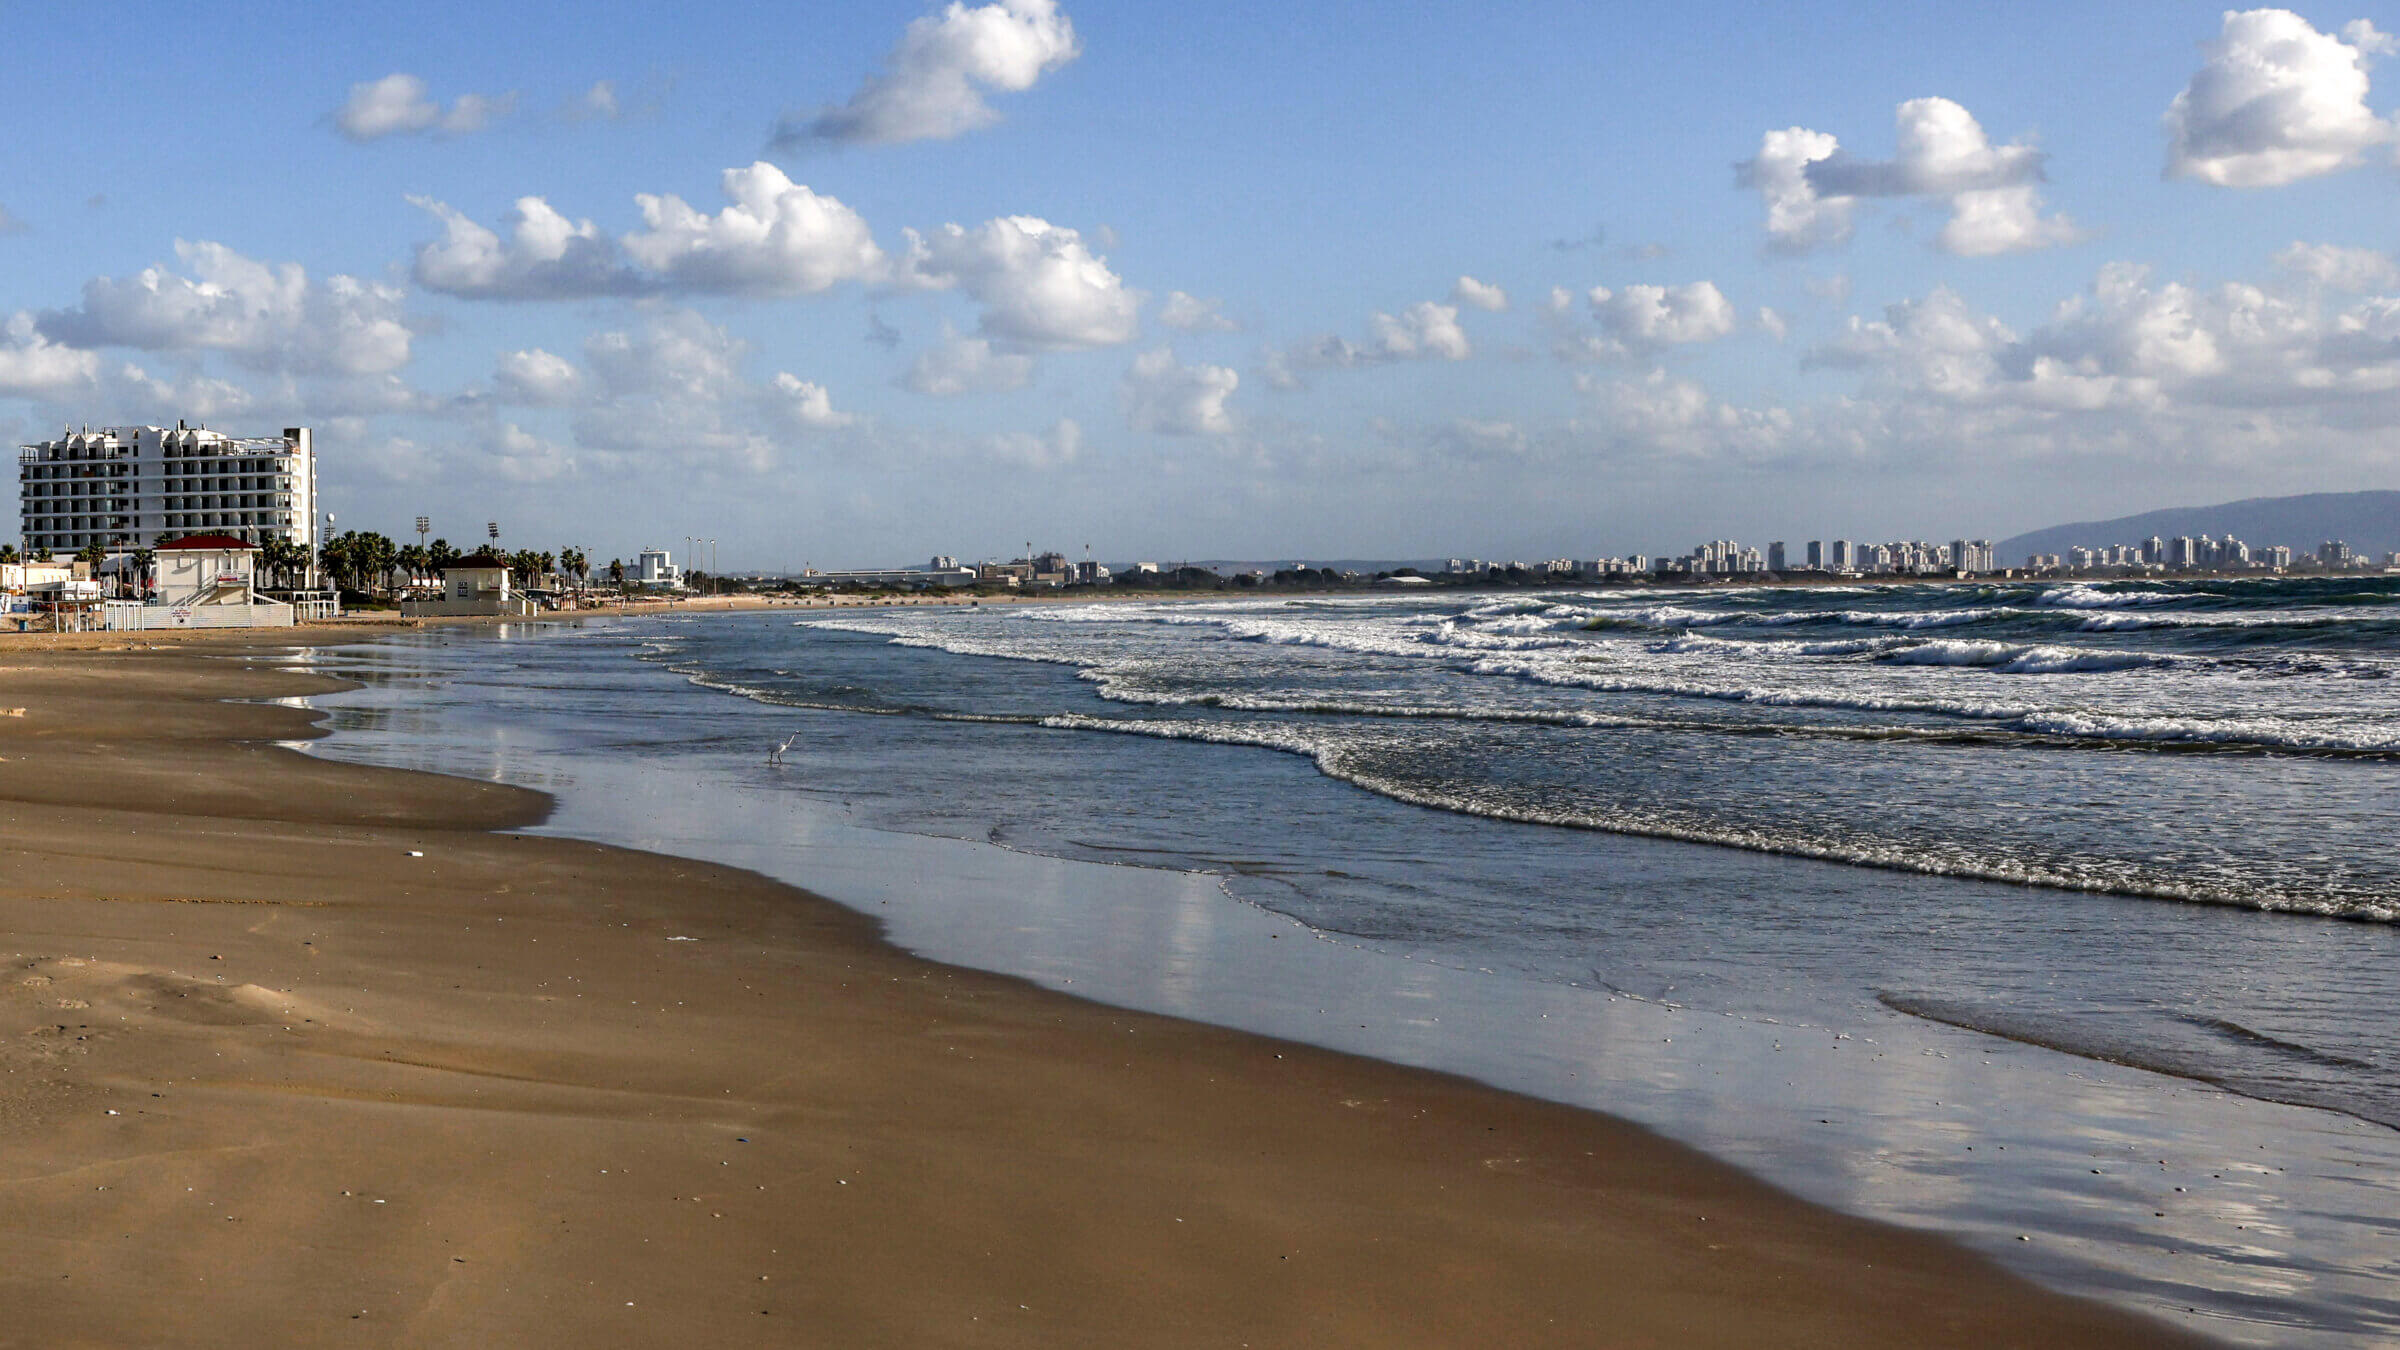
{"left": 3, "top": 1, "right": 2399, "bottom": 569}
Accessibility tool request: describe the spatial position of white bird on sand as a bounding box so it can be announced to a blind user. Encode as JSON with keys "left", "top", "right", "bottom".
{"left": 768, "top": 733, "right": 798, "bottom": 766}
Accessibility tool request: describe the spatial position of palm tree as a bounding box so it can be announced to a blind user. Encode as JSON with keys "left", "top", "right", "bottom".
{"left": 321, "top": 531, "right": 394, "bottom": 594}
{"left": 279, "top": 537, "right": 311, "bottom": 589}
{"left": 318, "top": 533, "right": 352, "bottom": 591}
{"left": 128, "top": 547, "right": 155, "bottom": 599}
{"left": 608, "top": 557, "right": 625, "bottom": 588}
{"left": 255, "top": 537, "right": 302, "bottom": 590}
{"left": 0, "top": 544, "right": 17, "bottom": 566}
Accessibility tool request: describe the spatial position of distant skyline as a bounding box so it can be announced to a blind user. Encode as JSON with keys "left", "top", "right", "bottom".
{"left": 5, "top": 2, "right": 2400, "bottom": 568}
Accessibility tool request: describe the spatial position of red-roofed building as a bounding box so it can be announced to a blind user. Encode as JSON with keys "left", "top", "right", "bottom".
{"left": 154, "top": 534, "right": 261, "bottom": 607}
{"left": 111, "top": 533, "right": 294, "bottom": 628}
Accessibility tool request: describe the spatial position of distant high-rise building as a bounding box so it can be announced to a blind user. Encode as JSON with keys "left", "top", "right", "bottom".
{"left": 1767, "top": 541, "right": 1787, "bottom": 571}
{"left": 18, "top": 422, "right": 317, "bottom": 558}
{"left": 1805, "top": 540, "right": 1824, "bottom": 568}
{"left": 1830, "top": 539, "right": 1853, "bottom": 569}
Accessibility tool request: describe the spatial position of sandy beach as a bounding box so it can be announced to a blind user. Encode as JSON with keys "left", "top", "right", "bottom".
{"left": 0, "top": 628, "right": 2214, "bottom": 1348}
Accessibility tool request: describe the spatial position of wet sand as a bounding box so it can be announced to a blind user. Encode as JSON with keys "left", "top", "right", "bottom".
{"left": 0, "top": 631, "right": 2214, "bottom": 1347}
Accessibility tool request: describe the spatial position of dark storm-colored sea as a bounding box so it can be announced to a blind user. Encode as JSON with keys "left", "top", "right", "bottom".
{"left": 290, "top": 575, "right": 2400, "bottom": 1345}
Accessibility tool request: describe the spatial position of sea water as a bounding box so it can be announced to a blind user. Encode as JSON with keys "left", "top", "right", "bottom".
{"left": 285, "top": 578, "right": 2400, "bottom": 1345}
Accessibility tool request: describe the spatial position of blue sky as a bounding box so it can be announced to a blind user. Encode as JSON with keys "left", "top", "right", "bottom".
{"left": 3, "top": 1, "right": 2398, "bottom": 567}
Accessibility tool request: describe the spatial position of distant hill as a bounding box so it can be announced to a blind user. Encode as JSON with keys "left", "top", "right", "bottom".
{"left": 1996, "top": 491, "right": 2400, "bottom": 564}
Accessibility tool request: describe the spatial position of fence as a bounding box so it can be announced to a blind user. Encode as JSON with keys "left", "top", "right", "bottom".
{"left": 101, "top": 601, "right": 296, "bottom": 631}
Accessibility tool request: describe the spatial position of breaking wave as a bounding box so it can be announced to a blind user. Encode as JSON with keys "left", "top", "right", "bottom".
{"left": 1875, "top": 640, "right": 2166, "bottom": 674}
{"left": 1032, "top": 713, "right": 2396, "bottom": 920}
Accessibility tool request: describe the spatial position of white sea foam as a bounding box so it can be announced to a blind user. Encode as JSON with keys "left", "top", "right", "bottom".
{"left": 2008, "top": 711, "right": 2400, "bottom": 753}
{"left": 1878, "top": 640, "right": 2165, "bottom": 675}
{"left": 1653, "top": 633, "right": 1906, "bottom": 659}
{"left": 2037, "top": 584, "right": 2182, "bottom": 610}
{"left": 1464, "top": 654, "right": 2040, "bottom": 719}
{"left": 1755, "top": 606, "right": 2017, "bottom": 630}
{"left": 1579, "top": 605, "right": 1748, "bottom": 628}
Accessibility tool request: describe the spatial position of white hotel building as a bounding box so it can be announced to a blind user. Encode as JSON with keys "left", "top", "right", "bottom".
{"left": 17, "top": 423, "right": 317, "bottom": 557}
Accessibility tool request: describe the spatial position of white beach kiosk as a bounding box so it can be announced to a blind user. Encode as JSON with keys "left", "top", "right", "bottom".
{"left": 401, "top": 551, "right": 540, "bottom": 617}
{"left": 104, "top": 534, "right": 295, "bottom": 629}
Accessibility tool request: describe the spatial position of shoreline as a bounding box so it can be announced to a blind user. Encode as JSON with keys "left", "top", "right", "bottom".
{"left": 0, "top": 629, "right": 2216, "bottom": 1345}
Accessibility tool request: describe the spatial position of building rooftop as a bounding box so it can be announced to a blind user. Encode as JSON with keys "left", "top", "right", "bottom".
{"left": 157, "top": 534, "right": 260, "bottom": 552}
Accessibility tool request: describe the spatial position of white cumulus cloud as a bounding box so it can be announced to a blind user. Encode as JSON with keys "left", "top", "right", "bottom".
{"left": 986, "top": 416, "right": 1083, "bottom": 469}
{"left": 898, "top": 215, "right": 1138, "bottom": 349}
{"left": 1808, "top": 286, "right": 2024, "bottom": 401}
{"left": 905, "top": 330, "right": 1037, "bottom": 395}
{"left": 513, "top": 309, "right": 858, "bottom": 474}
{"left": 1288, "top": 301, "right": 1472, "bottom": 373}
{"left": 410, "top": 196, "right": 643, "bottom": 300}
{"left": 493, "top": 348, "right": 585, "bottom": 405}
{"left": 1449, "top": 276, "right": 1510, "bottom": 312}
{"left": 1740, "top": 98, "right": 2077, "bottom": 256}
{"left": 569, "top": 310, "right": 831, "bottom": 472}
{"left": 483, "top": 423, "right": 581, "bottom": 483}
{"left": 2276, "top": 241, "right": 2400, "bottom": 291}
{"left": 625, "top": 162, "right": 885, "bottom": 297}
{"left": 1737, "top": 127, "right": 1852, "bottom": 253}
{"left": 769, "top": 372, "right": 855, "bottom": 428}
{"left": 778, "top": 0, "right": 1079, "bottom": 148}
{"left": 409, "top": 165, "right": 881, "bottom": 301}
{"left": 1805, "top": 255, "right": 2400, "bottom": 419}
{"left": 1159, "top": 290, "right": 1238, "bottom": 332}
{"left": 1121, "top": 348, "right": 1238, "bottom": 435}
{"left": 37, "top": 241, "right": 411, "bottom": 376}
{"left": 0, "top": 312, "right": 101, "bottom": 398}
{"left": 1574, "top": 368, "right": 1796, "bottom": 462}
{"left": 1591, "top": 281, "right": 1738, "bottom": 348}
{"left": 2165, "top": 9, "right": 2396, "bottom": 186}
{"left": 334, "top": 73, "right": 515, "bottom": 142}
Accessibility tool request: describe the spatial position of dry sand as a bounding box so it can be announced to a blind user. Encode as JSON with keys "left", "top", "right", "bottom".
{"left": 0, "top": 630, "right": 2217, "bottom": 1348}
